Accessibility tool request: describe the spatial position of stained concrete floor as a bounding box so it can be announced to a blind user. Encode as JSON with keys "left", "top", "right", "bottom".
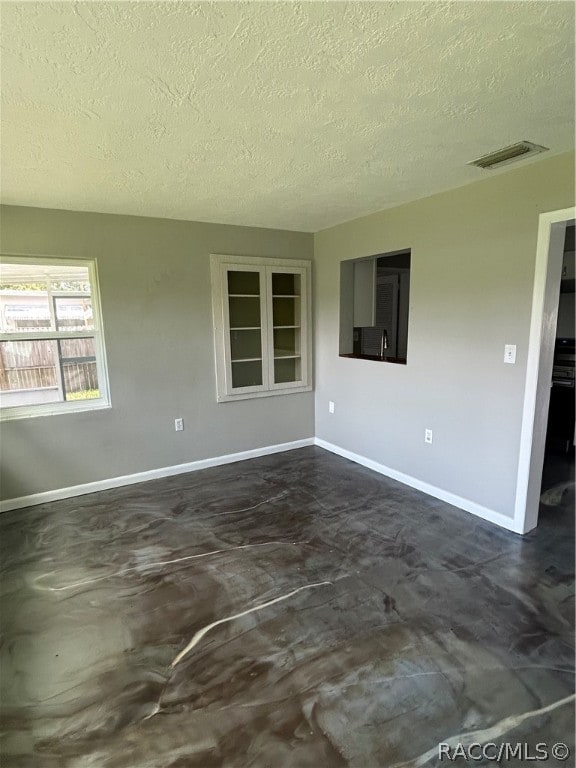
{"left": 1, "top": 446, "right": 574, "bottom": 767}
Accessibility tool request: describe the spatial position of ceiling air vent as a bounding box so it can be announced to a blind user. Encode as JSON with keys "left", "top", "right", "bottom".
{"left": 469, "top": 141, "right": 548, "bottom": 170}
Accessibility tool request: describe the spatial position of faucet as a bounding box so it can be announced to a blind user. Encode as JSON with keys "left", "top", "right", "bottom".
{"left": 380, "top": 329, "right": 388, "bottom": 360}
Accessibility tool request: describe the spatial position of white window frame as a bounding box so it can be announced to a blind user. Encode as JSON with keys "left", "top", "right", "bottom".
{"left": 210, "top": 254, "right": 312, "bottom": 402}
{"left": 0, "top": 255, "right": 111, "bottom": 420}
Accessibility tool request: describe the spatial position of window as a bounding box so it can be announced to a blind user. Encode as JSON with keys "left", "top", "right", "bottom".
{"left": 0, "top": 256, "right": 110, "bottom": 419}
{"left": 339, "top": 250, "right": 411, "bottom": 364}
{"left": 210, "top": 254, "right": 312, "bottom": 401}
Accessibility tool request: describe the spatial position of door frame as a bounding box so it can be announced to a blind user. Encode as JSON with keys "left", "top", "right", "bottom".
{"left": 514, "top": 206, "right": 575, "bottom": 534}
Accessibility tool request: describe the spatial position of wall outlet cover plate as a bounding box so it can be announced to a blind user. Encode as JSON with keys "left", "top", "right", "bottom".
{"left": 504, "top": 344, "right": 517, "bottom": 364}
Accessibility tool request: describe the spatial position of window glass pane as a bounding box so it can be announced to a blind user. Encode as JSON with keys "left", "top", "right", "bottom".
{"left": 54, "top": 296, "right": 94, "bottom": 331}
{"left": 0, "top": 293, "right": 52, "bottom": 332}
{"left": 59, "top": 337, "right": 96, "bottom": 359}
{"left": 0, "top": 262, "right": 92, "bottom": 334}
{"left": 0, "top": 338, "right": 100, "bottom": 407}
{"left": 0, "top": 340, "right": 60, "bottom": 407}
{"left": 60, "top": 338, "right": 99, "bottom": 401}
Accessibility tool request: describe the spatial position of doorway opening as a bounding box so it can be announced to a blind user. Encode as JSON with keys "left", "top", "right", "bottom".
{"left": 515, "top": 208, "right": 575, "bottom": 533}
{"left": 539, "top": 223, "right": 575, "bottom": 524}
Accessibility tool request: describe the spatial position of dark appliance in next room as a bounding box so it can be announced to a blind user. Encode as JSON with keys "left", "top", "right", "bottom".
{"left": 546, "top": 337, "right": 575, "bottom": 453}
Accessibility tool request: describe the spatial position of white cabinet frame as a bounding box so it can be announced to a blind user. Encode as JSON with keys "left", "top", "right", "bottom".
{"left": 210, "top": 254, "right": 312, "bottom": 402}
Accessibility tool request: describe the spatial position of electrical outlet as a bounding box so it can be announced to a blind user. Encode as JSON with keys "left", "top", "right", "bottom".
{"left": 504, "top": 344, "right": 516, "bottom": 364}
{"left": 329, "top": 401, "right": 335, "bottom": 414}
{"left": 174, "top": 418, "right": 184, "bottom": 432}
{"left": 425, "top": 429, "right": 433, "bottom": 444}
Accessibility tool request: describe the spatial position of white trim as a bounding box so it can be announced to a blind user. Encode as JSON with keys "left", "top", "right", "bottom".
{"left": 0, "top": 254, "right": 111, "bottom": 421}
{"left": 1, "top": 433, "right": 530, "bottom": 533}
{"left": 210, "top": 254, "right": 313, "bottom": 402}
{"left": 0, "top": 438, "right": 315, "bottom": 513}
{"left": 210, "top": 254, "right": 311, "bottom": 270}
{"left": 315, "top": 438, "right": 520, "bottom": 533}
{"left": 0, "top": 402, "right": 111, "bottom": 421}
{"left": 1, "top": 331, "right": 95, "bottom": 341}
{"left": 514, "top": 207, "right": 575, "bottom": 534}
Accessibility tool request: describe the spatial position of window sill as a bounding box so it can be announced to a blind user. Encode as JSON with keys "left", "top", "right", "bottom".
{"left": 339, "top": 353, "right": 407, "bottom": 365}
{"left": 0, "top": 401, "right": 112, "bottom": 421}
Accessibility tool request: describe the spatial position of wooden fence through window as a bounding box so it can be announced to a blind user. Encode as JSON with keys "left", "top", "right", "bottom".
{"left": 0, "top": 338, "right": 97, "bottom": 394}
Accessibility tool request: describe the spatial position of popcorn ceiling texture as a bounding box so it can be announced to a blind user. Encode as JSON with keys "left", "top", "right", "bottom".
{"left": 1, "top": 1, "right": 574, "bottom": 231}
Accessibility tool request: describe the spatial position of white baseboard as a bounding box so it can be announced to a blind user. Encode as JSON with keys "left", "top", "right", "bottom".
{"left": 1, "top": 436, "right": 521, "bottom": 534}
{"left": 314, "top": 438, "right": 520, "bottom": 534}
{"left": 0, "top": 438, "right": 315, "bottom": 513}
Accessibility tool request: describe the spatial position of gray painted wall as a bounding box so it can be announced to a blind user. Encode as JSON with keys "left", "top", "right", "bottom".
{"left": 314, "top": 153, "right": 575, "bottom": 519}
{"left": 0, "top": 206, "right": 314, "bottom": 500}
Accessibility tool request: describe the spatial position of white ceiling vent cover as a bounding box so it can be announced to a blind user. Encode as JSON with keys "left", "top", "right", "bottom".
{"left": 469, "top": 141, "right": 549, "bottom": 170}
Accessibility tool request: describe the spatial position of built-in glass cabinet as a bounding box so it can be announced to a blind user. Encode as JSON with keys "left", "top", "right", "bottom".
{"left": 211, "top": 255, "right": 311, "bottom": 401}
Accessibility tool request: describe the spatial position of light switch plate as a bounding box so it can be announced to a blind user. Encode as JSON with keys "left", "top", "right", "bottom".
{"left": 504, "top": 344, "right": 517, "bottom": 364}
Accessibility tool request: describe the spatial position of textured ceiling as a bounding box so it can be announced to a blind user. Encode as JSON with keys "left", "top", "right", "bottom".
{"left": 1, "top": 1, "right": 574, "bottom": 232}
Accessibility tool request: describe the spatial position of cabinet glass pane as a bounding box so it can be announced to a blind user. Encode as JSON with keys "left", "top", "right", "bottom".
{"left": 273, "top": 297, "right": 299, "bottom": 327}
{"left": 230, "top": 329, "right": 262, "bottom": 361}
{"left": 231, "top": 360, "right": 262, "bottom": 388}
{"left": 229, "top": 297, "right": 261, "bottom": 328}
{"left": 227, "top": 271, "right": 260, "bottom": 295}
{"left": 272, "top": 273, "right": 300, "bottom": 296}
{"left": 274, "top": 357, "right": 301, "bottom": 384}
{"left": 274, "top": 327, "right": 299, "bottom": 357}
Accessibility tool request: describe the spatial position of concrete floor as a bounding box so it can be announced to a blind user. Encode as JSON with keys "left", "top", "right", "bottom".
{"left": 1, "top": 446, "right": 574, "bottom": 767}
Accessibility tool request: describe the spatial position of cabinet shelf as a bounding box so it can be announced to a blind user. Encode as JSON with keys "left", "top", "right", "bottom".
{"left": 228, "top": 293, "right": 260, "bottom": 298}
{"left": 274, "top": 353, "right": 300, "bottom": 359}
{"left": 273, "top": 294, "right": 299, "bottom": 298}
{"left": 273, "top": 325, "right": 300, "bottom": 329}
{"left": 231, "top": 357, "right": 262, "bottom": 363}
{"left": 230, "top": 326, "right": 261, "bottom": 331}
